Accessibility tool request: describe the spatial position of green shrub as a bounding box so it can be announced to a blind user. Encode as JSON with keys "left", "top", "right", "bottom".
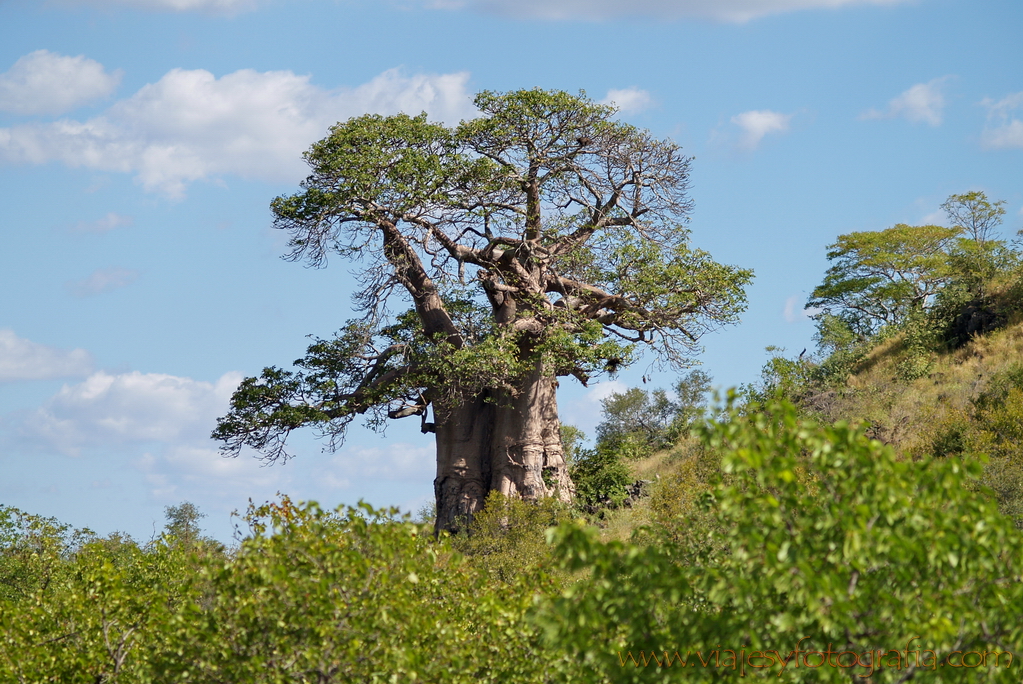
{"left": 452, "top": 491, "right": 571, "bottom": 585}
{"left": 570, "top": 445, "right": 632, "bottom": 509}
{"left": 155, "top": 497, "right": 569, "bottom": 684}
{"left": 0, "top": 530, "right": 196, "bottom": 684}
{"left": 646, "top": 440, "right": 727, "bottom": 565}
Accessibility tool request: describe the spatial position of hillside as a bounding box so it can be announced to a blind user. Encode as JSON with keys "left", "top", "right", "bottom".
{"left": 584, "top": 311, "right": 1023, "bottom": 546}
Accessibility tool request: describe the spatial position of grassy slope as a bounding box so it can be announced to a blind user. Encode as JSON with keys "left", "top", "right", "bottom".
{"left": 807, "top": 317, "right": 1023, "bottom": 455}
{"left": 601, "top": 315, "right": 1023, "bottom": 542}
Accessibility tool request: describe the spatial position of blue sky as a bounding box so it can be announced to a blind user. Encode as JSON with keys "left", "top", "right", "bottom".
{"left": 1, "top": 0, "right": 1020, "bottom": 542}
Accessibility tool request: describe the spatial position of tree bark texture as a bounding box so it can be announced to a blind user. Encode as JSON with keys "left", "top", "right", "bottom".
{"left": 433, "top": 364, "right": 573, "bottom": 533}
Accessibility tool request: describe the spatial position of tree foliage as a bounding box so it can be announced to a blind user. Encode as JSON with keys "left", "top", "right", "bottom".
{"left": 5, "top": 394, "right": 1023, "bottom": 682}
{"left": 595, "top": 369, "right": 712, "bottom": 454}
{"left": 941, "top": 191, "right": 1014, "bottom": 298}
{"left": 942, "top": 191, "right": 1007, "bottom": 250}
{"left": 155, "top": 498, "right": 569, "bottom": 683}
{"left": 0, "top": 507, "right": 199, "bottom": 684}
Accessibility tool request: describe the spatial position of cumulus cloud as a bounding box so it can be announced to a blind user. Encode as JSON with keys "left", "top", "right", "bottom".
{"left": 138, "top": 445, "right": 281, "bottom": 503}
{"left": 52, "top": 0, "right": 261, "bottom": 13}
{"left": 427, "top": 0, "right": 911, "bottom": 22}
{"left": 730, "top": 109, "right": 793, "bottom": 150}
{"left": 980, "top": 92, "right": 1023, "bottom": 150}
{"left": 327, "top": 443, "right": 435, "bottom": 486}
{"left": 12, "top": 368, "right": 287, "bottom": 506}
{"left": 22, "top": 370, "right": 242, "bottom": 455}
{"left": 0, "top": 330, "right": 94, "bottom": 382}
{"left": 66, "top": 267, "right": 140, "bottom": 297}
{"left": 0, "top": 66, "right": 476, "bottom": 198}
{"left": 600, "top": 87, "right": 653, "bottom": 114}
{"left": 12, "top": 368, "right": 437, "bottom": 509}
{"left": 862, "top": 77, "right": 951, "bottom": 126}
{"left": 70, "top": 212, "right": 133, "bottom": 234}
{"left": 0, "top": 50, "right": 121, "bottom": 116}
{"left": 783, "top": 295, "right": 819, "bottom": 323}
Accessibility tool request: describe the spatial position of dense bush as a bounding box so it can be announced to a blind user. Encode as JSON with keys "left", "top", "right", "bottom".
{"left": 0, "top": 509, "right": 198, "bottom": 683}
{"left": 569, "top": 370, "right": 712, "bottom": 513}
{"left": 5, "top": 393, "right": 1023, "bottom": 683}
{"left": 569, "top": 443, "right": 634, "bottom": 509}
{"left": 541, "top": 397, "right": 1023, "bottom": 683}
{"left": 161, "top": 497, "right": 576, "bottom": 683}
{"left": 928, "top": 363, "right": 1023, "bottom": 525}
{"left": 452, "top": 491, "right": 571, "bottom": 584}
{"left": 0, "top": 498, "right": 574, "bottom": 684}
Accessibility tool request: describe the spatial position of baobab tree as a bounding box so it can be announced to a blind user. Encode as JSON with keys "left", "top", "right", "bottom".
{"left": 213, "top": 89, "right": 752, "bottom": 532}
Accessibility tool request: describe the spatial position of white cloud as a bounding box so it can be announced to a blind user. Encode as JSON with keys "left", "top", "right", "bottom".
{"left": 66, "top": 267, "right": 140, "bottom": 297}
{"left": 138, "top": 445, "right": 280, "bottom": 503}
{"left": 918, "top": 208, "right": 946, "bottom": 226}
{"left": 71, "top": 212, "right": 133, "bottom": 234}
{"left": 328, "top": 443, "right": 435, "bottom": 483}
{"left": 52, "top": 0, "right": 261, "bottom": 13}
{"left": 862, "top": 77, "right": 951, "bottom": 126}
{"left": 585, "top": 379, "right": 629, "bottom": 403}
{"left": 980, "top": 91, "right": 1023, "bottom": 150}
{"left": 13, "top": 367, "right": 437, "bottom": 509}
{"left": 8, "top": 368, "right": 293, "bottom": 511}
{"left": 0, "top": 330, "right": 94, "bottom": 382}
{"left": 0, "top": 50, "right": 121, "bottom": 116}
{"left": 23, "top": 370, "right": 243, "bottom": 456}
{"left": 0, "top": 66, "right": 476, "bottom": 198}
{"left": 600, "top": 87, "right": 653, "bottom": 114}
{"left": 427, "top": 0, "right": 911, "bottom": 22}
{"left": 730, "top": 109, "right": 793, "bottom": 150}
{"left": 783, "top": 295, "right": 818, "bottom": 323}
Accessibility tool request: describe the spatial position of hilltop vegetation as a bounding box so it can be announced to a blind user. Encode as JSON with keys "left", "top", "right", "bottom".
{"left": 739, "top": 191, "right": 1023, "bottom": 526}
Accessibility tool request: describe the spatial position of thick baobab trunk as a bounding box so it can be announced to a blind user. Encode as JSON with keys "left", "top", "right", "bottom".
{"left": 432, "top": 393, "right": 495, "bottom": 534}
{"left": 433, "top": 365, "right": 574, "bottom": 534}
{"left": 490, "top": 365, "right": 574, "bottom": 503}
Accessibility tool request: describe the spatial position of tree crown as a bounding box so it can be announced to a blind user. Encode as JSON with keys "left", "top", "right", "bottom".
{"left": 215, "top": 89, "right": 751, "bottom": 462}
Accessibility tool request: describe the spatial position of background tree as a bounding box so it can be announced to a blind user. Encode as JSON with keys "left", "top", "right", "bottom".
{"left": 942, "top": 191, "right": 1007, "bottom": 252}
{"left": 807, "top": 193, "right": 1017, "bottom": 349}
{"left": 163, "top": 502, "right": 204, "bottom": 546}
{"left": 595, "top": 369, "right": 712, "bottom": 456}
{"left": 806, "top": 223, "right": 960, "bottom": 337}
{"left": 595, "top": 387, "right": 676, "bottom": 455}
{"left": 213, "top": 89, "right": 751, "bottom": 532}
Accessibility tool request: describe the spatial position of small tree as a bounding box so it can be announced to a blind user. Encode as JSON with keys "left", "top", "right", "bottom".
{"left": 163, "top": 502, "right": 207, "bottom": 548}
{"left": 595, "top": 369, "right": 712, "bottom": 455}
{"left": 942, "top": 191, "right": 1007, "bottom": 252}
{"left": 596, "top": 387, "right": 675, "bottom": 455}
{"left": 213, "top": 89, "right": 751, "bottom": 532}
{"left": 941, "top": 191, "right": 1012, "bottom": 298}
